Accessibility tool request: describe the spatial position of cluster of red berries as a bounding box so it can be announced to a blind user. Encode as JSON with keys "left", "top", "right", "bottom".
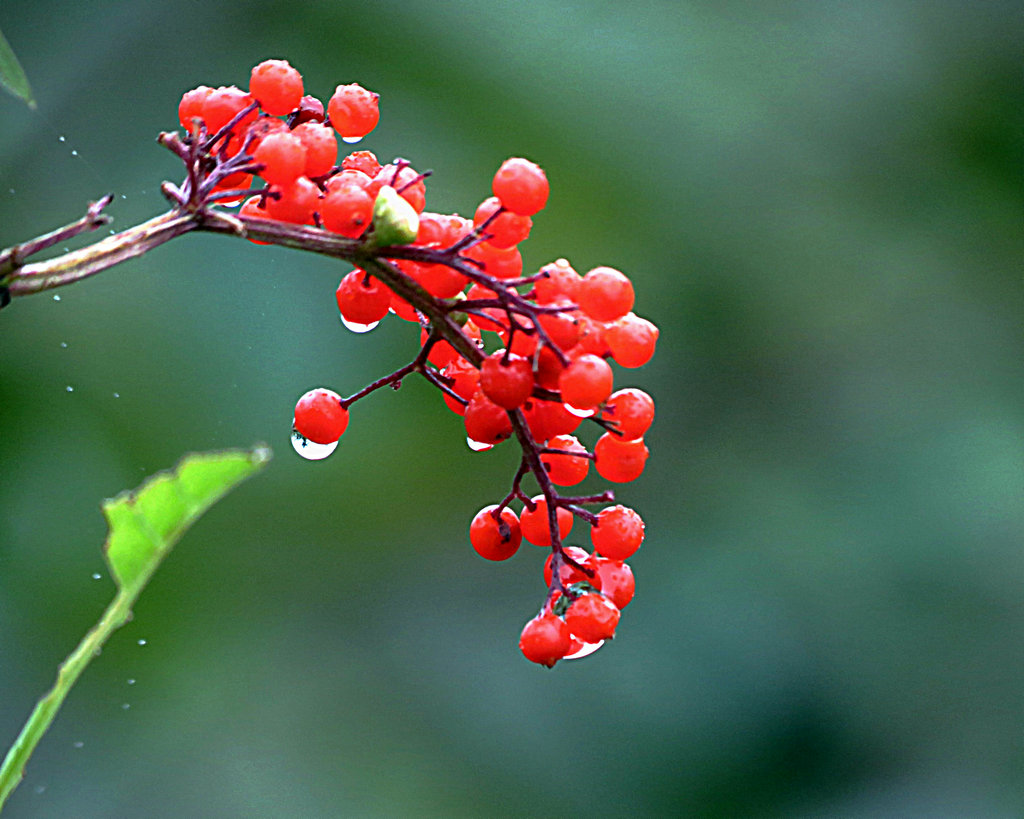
{"left": 175, "top": 59, "right": 658, "bottom": 667}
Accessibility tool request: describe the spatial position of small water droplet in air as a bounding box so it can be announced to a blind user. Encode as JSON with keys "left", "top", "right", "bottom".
{"left": 66, "top": 386, "right": 74, "bottom": 393}
{"left": 291, "top": 430, "right": 337, "bottom": 460}
{"left": 120, "top": 194, "right": 127, "bottom": 199}
{"left": 121, "top": 703, "right": 131, "bottom": 710}
{"left": 34, "top": 786, "right": 46, "bottom": 795}
{"left": 341, "top": 135, "right": 363, "bottom": 144}
{"left": 53, "top": 294, "right": 61, "bottom": 301}
{"left": 71, "top": 149, "right": 78, "bottom": 156}
{"left": 8, "top": 188, "right": 14, "bottom": 194}
{"left": 127, "top": 678, "right": 136, "bottom": 685}
{"left": 340, "top": 316, "right": 380, "bottom": 333}
{"left": 60, "top": 342, "right": 68, "bottom": 349}
{"left": 59, "top": 135, "right": 66, "bottom": 142}
{"left": 564, "top": 639, "right": 604, "bottom": 660}
{"left": 466, "top": 437, "right": 494, "bottom": 452}
{"left": 137, "top": 639, "right": 147, "bottom": 646}
{"left": 73, "top": 741, "right": 84, "bottom": 749}
{"left": 564, "top": 404, "right": 596, "bottom": 419}
{"left": 91, "top": 572, "right": 101, "bottom": 580}
{"left": 113, "top": 392, "right": 120, "bottom": 398}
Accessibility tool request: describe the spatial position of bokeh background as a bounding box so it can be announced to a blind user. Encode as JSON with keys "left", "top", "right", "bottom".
{"left": 1, "top": 1, "right": 1021, "bottom": 816}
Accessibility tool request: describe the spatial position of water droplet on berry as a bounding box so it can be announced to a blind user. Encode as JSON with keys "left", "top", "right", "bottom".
{"left": 564, "top": 640, "right": 604, "bottom": 660}
{"left": 291, "top": 430, "right": 338, "bottom": 460}
{"left": 564, "top": 404, "right": 597, "bottom": 419}
{"left": 341, "top": 135, "right": 363, "bottom": 145}
{"left": 466, "top": 437, "right": 494, "bottom": 452}
{"left": 340, "top": 316, "right": 380, "bottom": 333}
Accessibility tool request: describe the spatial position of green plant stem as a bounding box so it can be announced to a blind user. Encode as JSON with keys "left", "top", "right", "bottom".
{"left": 0, "top": 587, "right": 134, "bottom": 810}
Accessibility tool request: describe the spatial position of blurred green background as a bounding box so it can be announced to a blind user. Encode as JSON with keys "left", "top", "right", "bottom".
{"left": 1, "top": 1, "right": 1022, "bottom": 816}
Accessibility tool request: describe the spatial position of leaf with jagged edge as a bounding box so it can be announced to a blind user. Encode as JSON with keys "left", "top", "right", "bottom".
{"left": 0, "top": 26, "right": 35, "bottom": 109}
{"left": 103, "top": 446, "right": 272, "bottom": 591}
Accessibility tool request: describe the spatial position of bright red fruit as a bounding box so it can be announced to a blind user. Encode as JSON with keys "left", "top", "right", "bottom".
{"left": 253, "top": 131, "right": 307, "bottom": 187}
{"left": 479, "top": 352, "right": 534, "bottom": 409}
{"left": 249, "top": 59, "right": 304, "bottom": 116}
{"left": 519, "top": 613, "right": 571, "bottom": 667}
{"left": 336, "top": 269, "right": 391, "bottom": 325}
{"left": 577, "top": 266, "right": 635, "bottom": 322}
{"left": 559, "top": 353, "right": 613, "bottom": 410}
{"left": 293, "top": 388, "right": 349, "bottom": 444}
{"left": 564, "top": 593, "right": 620, "bottom": 643}
{"left": 600, "top": 388, "right": 654, "bottom": 440}
{"left": 590, "top": 505, "right": 645, "bottom": 560}
{"left": 593, "top": 558, "right": 635, "bottom": 609}
{"left": 327, "top": 83, "right": 380, "bottom": 139}
{"left": 493, "top": 157, "right": 549, "bottom": 216}
{"left": 605, "top": 313, "right": 659, "bottom": 368}
{"left": 541, "top": 434, "right": 590, "bottom": 486}
{"left": 520, "top": 495, "right": 573, "bottom": 546}
{"left": 594, "top": 434, "right": 649, "bottom": 483}
{"left": 464, "top": 391, "right": 513, "bottom": 445}
{"left": 470, "top": 505, "right": 522, "bottom": 561}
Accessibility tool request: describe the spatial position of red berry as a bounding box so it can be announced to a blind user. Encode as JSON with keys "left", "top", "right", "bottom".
{"left": 493, "top": 157, "right": 549, "bottom": 216}
{"left": 249, "top": 59, "right": 304, "bottom": 116}
{"left": 564, "top": 593, "right": 620, "bottom": 643}
{"left": 264, "top": 176, "right": 319, "bottom": 225}
{"left": 473, "top": 196, "right": 532, "bottom": 248}
{"left": 254, "top": 131, "right": 307, "bottom": 187}
{"left": 320, "top": 183, "right": 375, "bottom": 237}
{"left": 559, "top": 353, "right": 614, "bottom": 411}
{"left": 470, "top": 505, "right": 522, "bottom": 561}
{"left": 440, "top": 358, "right": 480, "bottom": 416}
{"left": 342, "top": 149, "right": 381, "bottom": 177}
{"left": 293, "top": 388, "right": 349, "bottom": 444}
{"left": 541, "top": 434, "right": 590, "bottom": 486}
{"left": 291, "top": 95, "right": 325, "bottom": 125}
{"left": 324, "top": 169, "right": 372, "bottom": 193}
{"left": 370, "top": 164, "right": 426, "bottom": 213}
{"left": 328, "top": 84, "right": 380, "bottom": 140}
{"left": 605, "top": 313, "right": 659, "bottom": 368}
{"left": 292, "top": 122, "right": 338, "bottom": 179}
{"left": 178, "top": 85, "right": 212, "bottom": 132}
{"left": 536, "top": 298, "right": 580, "bottom": 352}
{"left": 594, "top": 434, "right": 649, "bottom": 483}
{"left": 520, "top": 495, "right": 574, "bottom": 546}
{"left": 577, "top": 266, "right": 635, "bottom": 322}
{"left": 522, "top": 399, "right": 581, "bottom": 444}
{"left": 600, "top": 388, "right": 654, "bottom": 440}
{"left": 519, "top": 613, "right": 571, "bottom": 667}
{"left": 590, "top": 505, "right": 644, "bottom": 560}
{"left": 543, "top": 546, "right": 601, "bottom": 590}
{"left": 336, "top": 269, "right": 391, "bottom": 325}
{"left": 464, "top": 390, "right": 513, "bottom": 445}
{"left": 534, "top": 258, "right": 581, "bottom": 303}
{"left": 463, "top": 241, "right": 523, "bottom": 280}
{"left": 593, "top": 558, "right": 635, "bottom": 609}
{"left": 201, "top": 86, "right": 257, "bottom": 136}
{"left": 479, "top": 352, "right": 534, "bottom": 409}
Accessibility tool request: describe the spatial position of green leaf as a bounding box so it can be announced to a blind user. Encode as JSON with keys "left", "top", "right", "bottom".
{"left": 0, "top": 26, "right": 35, "bottom": 109}
{"left": 103, "top": 446, "right": 271, "bottom": 590}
